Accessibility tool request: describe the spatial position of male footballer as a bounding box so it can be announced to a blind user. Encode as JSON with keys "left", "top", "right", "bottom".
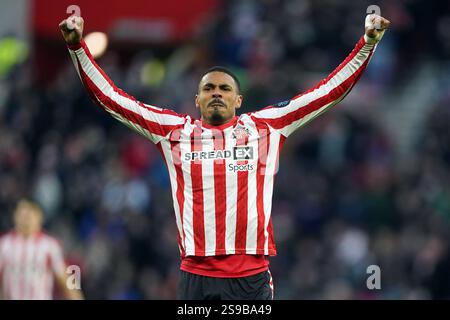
{"left": 0, "top": 199, "right": 84, "bottom": 300}
{"left": 59, "top": 12, "right": 390, "bottom": 300}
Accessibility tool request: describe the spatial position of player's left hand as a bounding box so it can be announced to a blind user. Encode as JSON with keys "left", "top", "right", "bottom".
{"left": 365, "top": 14, "right": 390, "bottom": 40}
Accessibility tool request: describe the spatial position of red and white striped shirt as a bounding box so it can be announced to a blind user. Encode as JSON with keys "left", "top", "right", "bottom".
{"left": 67, "top": 35, "right": 379, "bottom": 260}
{"left": 0, "top": 231, "right": 66, "bottom": 300}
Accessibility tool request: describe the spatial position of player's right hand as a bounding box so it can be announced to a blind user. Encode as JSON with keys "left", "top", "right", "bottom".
{"left": 59, "top": 15, "right": 84, "bottom": 45}
{"left": 365, "top": 14, "right": 390, "bottom": 41}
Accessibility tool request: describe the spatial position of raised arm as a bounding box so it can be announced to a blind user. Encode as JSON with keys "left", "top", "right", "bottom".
{"left": 59, "top": 16, "right": 186, "bottom": 144}
{"left": 251, "top": 14, "right": 390, "bottom": 138}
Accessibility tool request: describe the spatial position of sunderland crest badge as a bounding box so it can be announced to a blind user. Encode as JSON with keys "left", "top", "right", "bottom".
{"left": 232, "top": 125, "right": 251, "bottom": 140}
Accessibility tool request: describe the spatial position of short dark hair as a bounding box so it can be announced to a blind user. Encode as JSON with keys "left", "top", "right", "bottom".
{"left": 202, "top": 66, "right": 241, "bottom": 93}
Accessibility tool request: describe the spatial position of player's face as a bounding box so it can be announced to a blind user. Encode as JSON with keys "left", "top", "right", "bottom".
{"left": 196, "top": 72, "right": 242, "bottom": 126}
{"left": 14, "top": 204, "right": 43, "bottom": 236}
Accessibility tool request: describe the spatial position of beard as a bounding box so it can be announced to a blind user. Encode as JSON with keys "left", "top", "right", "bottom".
{"left": 209, "top": 107, "right": 226, "bottom": 124}
{"left": 202, "top": 98, "right": 235, "bottom": 125}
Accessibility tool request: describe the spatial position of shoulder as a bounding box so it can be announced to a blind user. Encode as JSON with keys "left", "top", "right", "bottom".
{"left": 0, "top": 232, "right": 17, "bottom": 252}
{"left": 239, "top": 113, "right": 274, "bottom": 133}
{"left": 39, "top": 232, "right": 63, "bottom": 250}
{"left": 0, "top": 231, "right": 15, "bottom": 243}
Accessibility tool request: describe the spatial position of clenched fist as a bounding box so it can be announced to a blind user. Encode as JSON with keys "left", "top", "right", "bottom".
{"left": 59, "top": 15, "right": 84, "bottom": 45}
{"left": 365, "top": 14, "right": 390, "bottom": 42}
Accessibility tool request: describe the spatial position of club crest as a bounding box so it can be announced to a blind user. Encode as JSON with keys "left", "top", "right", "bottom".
{"left": 232, "top": 125, "right": 251, "bottom": 140}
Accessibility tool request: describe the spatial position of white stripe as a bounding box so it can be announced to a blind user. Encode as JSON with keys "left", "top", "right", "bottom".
{"left": 160, "top": 139, "right": 185, "bottom": 255}
{"left": 263, "top": 132, "right": 281, "bottom": 254}
{"left": 224, "top": 126, "right": 237, "bottom": 254}
{"left": 179, "top": 124, "right": 195, "bottom": 255}
{"left": 253, "top": 42, "right": 374, "bottom": 121}
{"left": 201, "top": 129, "right": 216, "bottom": 255}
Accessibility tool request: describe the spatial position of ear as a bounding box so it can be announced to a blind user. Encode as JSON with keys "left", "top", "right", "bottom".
{"left": 195, "top": 94, "right": 200, "bottom": 109}
{"left": 235, "top": 95, "right": 243, "bottom": 109}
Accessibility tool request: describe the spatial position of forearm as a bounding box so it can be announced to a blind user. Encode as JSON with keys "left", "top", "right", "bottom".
{"left": 320, "top": 34, "right": 378, "bottom": 99}
{"left": 67, "top": 41, "right": 182, "bottom": 143}
{"left": 56, "top": 273, "right": 84, "bottom": 300}
{"left": 252, "top": 34, "right": 380, "bottom": 137}
{"left": 67, "top": 40, "right": 119, "bottom": 113}
{"left": 63, "top": 287, "right": 84, "bottom": 300}
{"left": 61, "top": 16, "right": 152, "bottom": 138}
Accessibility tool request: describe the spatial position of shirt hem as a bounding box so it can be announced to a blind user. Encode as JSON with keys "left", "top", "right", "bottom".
{"left": 180, "top": 264, "right": 269, "bottom": 278}
{"left": 183, "top": 249, "right": 277, "bottom": 257}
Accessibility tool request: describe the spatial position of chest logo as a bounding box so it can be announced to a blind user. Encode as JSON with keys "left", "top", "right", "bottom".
{"left": 232, "top": 125, "right": 251, "bottom": 140}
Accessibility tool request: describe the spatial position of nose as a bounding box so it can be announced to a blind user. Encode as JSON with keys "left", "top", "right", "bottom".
{"left": 212, "top": 92, "right": 222, "bottom": 98}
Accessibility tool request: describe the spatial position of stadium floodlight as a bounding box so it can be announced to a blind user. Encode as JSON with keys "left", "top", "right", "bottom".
{"left": 84, "top": 32, "right": 108, "bottom": 59}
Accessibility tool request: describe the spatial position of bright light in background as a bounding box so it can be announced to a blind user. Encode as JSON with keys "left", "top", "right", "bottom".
{"left": 84, "top": 32, "right": 108, "bottom": 59}
{"left": 0, "top": 37, "right": 28, "bottom": 78}
{"left": 141, "top": 59, "right": 166, "bottom": 87}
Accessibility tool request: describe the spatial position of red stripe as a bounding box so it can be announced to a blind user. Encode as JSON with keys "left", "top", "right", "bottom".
{"left": 260, "top": 40, "right": 373, "bottom": 130}
{"left": 254, "top": 120, "right": 270, "bottom": 253}
{"left": 235, "top": 127, "right": 249, "bottom": 251}
{"left": 76, "top": 57, "right": 181, "bottom": 138}
{"left": 212, "top": 129, "right": 226, "bottom": 255}
{"left": 191, "top": 125, "right": 205, "bottom": 255}
{"left": 267, "top": 218, "right": 276, "bottom": 254}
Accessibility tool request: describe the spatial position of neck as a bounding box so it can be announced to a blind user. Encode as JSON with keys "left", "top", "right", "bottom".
{"left": 201, "top": 116, "right": 235, "bottom": 127}
{"left": 16, "top": 228, "right": 39, "bottom": 238}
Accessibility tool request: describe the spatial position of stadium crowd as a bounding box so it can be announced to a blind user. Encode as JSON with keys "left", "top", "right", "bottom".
{"left": 1, "top": 0, "right": 450, "bottom": 299}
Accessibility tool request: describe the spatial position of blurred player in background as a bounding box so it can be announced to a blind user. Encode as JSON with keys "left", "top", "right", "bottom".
{"left": 0, "top": 199, "right": 84, "bottom": 300}
{"left": 59, "top": 13, "right": 389, "bottom": 300}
